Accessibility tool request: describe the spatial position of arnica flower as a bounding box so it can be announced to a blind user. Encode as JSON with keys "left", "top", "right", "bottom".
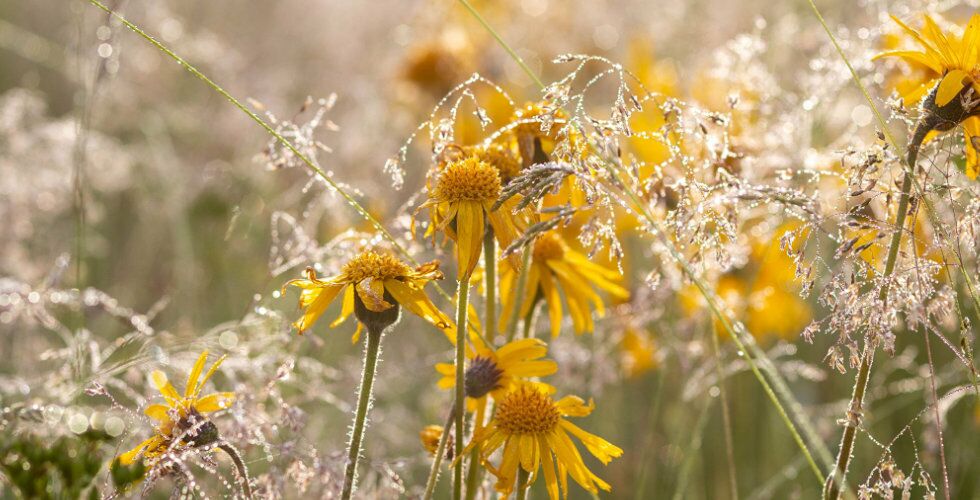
{"left": 499, "top": 230, "right": 629, "bottom": 337}
{"left": 464, "top": 383, "right": 623, "bottom": 499}
{"left": 620, "top": 327, "right": 658, "bottom": 378}
{"left": 420, "top": 156, "right": 525, "bottom": 277}
{"left": 420, "top": 424, "right": 450, "bottom": 458}
{"left": 117, "top": 350, "right": 235, "bottom": 467}
{"left": 874, "top": 13, "right": 980, "bottom": 177}
{"left": 283, "top": 250, "right": 452, "bottom": 342}
{"left": 434, "top": 337, "right": 557, "bottom": 424}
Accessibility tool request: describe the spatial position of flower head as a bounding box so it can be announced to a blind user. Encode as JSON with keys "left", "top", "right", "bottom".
{"left": 874, "top": 13, "right": 980, "bottom": 177}
{"left": 499, "top": 231, "right": 629, "bottom": 337}
{"left": 117, "top": 351, "right": 235, "bottom": 467}
{"left": 464, "top": 383, "right": 622, "bottom": 499}
{"left": 420, "top": 157, "right": 526, "bottom": 276}
{"left": 435, "top": 338, "right": 557, "bottom": 422}
{"left": 420, "top": 424, "right": 451, "bottom": 459}
{"left": 283, "top": 250, "right": 452, "bottom": 342}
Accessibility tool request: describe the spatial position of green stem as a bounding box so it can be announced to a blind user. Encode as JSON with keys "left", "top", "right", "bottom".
{"left": 456, "top": 0, "right": 544, "bottom": 89}
{"left": 710, "top": 324, "right": 739, "bottom": 500}
{"left": 515, "top": 468, "right": 531, "bottom": 500}
{"left": 341, "top": 325, "right": 384, "bottom": 500}
{"left": 217, "top": 443, "right": 253, "bottom": 500}
{"left": 484, "top": 231, "right": 497, "bottom": 338}
{"left": 463, "top": 440, "right": 482, "bottom": 500}
{"left": 824, "top": 122, "right": 924, "bottom": 500}
{"left": 454, "top": 276, "right": 471, "bottom": 500}
{"left": 422, "top": 408, "right": 456, "bottom": 500}
{"left": 506, "top": 250, "right": 533, "bottom": 341}
{"left": 671, "top": 396, "right": 713, "bottom": 500}
{"left": 520, "top": 300, "right": 538, "bottom": 339}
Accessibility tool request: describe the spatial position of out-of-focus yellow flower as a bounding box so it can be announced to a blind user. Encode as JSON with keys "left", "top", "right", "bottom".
{"left": 399, "top": 30, "right": 475, "bottom": 98}
{"left": 420, "top": 425, "right": 450, "bottom": 458}
{"left": 620, "top": 328, "right": 658, "bottom": 378}
{"left": 435, "top": 337, "right": 557, "bottom": 425}
{"left": 464, "top": 383, "right": 623, "bottom": 500}
{"left": 680, "top": 223, "right": 812, "bottom": 342}
{"left": 282, "top": 251, "right": 451, "bottom": 342}
{"left": 419, "top": 156, "right": 526, "bottom": 277}
{"left": 117, "top": 351, "right": 235, "bottom": 467}
{"left": 874, "top": 13, "right": 980, "bottom": 177}
{"left": 499, "top": 231, "right": 629, "bottom": 337}
{"left": 626, "top": 38, "right": 679, "bottom": 167}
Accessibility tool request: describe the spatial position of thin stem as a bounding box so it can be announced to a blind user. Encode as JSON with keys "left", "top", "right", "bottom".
{"left": 506, "top": 250, "right": 533, "bottom": 341}
{"left": 634, "top": 372, "right": 666, "bottom": 499}
{"left": 341, "top": 325, "right": 384, "bottom": 500}
{"left": 454, "top": 275, "right": 471, "bottom": 500}
{"left": 463, "top": 436, "right": 482, "bottom": 500}
{"left": 217, "top": 443, "right": 253, "bottom": 500}
{"left": 824, "top": 122, "right": 924, "bottom": 500}
{"left": 484, "top": 231, "right": 497, "bottom": 338}
{"left": 922, "top": 325, "right": 951, "bottom": 500}
{"left": 520, "top": 300, "right": 538, "bottom": 339}
{"left": 456, "top": 0, "right": 544, "bottom": 89}
{"left": 671, "top": 396, "right": 713, "bottom": 500}
{"left": 710, "top": 324, "right": 739, "bottom": 500}
{"left": 423, "top": 408, "right": 456, "bottom": 500}
{"left": 515, "top": 468, "right": 531, "bottom": 500}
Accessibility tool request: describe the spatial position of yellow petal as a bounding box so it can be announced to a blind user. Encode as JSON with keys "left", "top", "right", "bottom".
{"left": 194, "top": 354, "right": 227, "bottom": 398}
{"left": 936, "top": 69, "right": 969, "bottom": 106}
{"left": 456, "top": 201, "right": 485, "bottom": 278}
{"left": 194, "top": 392, "right": 236, "bottom": 413}
{"left": 185, "top": 351, "right": 209, "bottom": 398}
{"left": 144, "top": 404, "right": 171, "bottom": 422}
{"left": 151, "top": 370, "right": 181, "bottom": 406}
{"left": 331, "top": 285, "right": 356, "bottom": 328}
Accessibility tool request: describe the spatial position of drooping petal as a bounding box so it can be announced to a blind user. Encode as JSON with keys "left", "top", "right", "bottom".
{"left": 559, "top": 420, "right": 624, "bottom": 464}
{"left": 538, "top": 269, "right": 564, "bottom": 338}
{"left": 331, "top": 285, "right": 356, "bottom": 328}
{"left": 385, "top": 279, "right": 454, "bottom": 342}
{"left": 117, "top": 435, "right": 165, "bottom": 466}
{"left": 292, "top": 282, "right": 345, "bottom": 333}
{"left": 539, "top": 439, "right": 560, "bottom": 500}
{"left": 456, "top": 201, "right": 485, "bottom": 277}
{"left": 964, "top": 117, "right": 980, "bottom": 179}
{"left": 355, "top": 278, "right": 393, "bottom": 312}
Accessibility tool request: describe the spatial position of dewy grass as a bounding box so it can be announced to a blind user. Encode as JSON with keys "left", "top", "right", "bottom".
{"left": 455, "top": 0, "right": 830, "bottom": 484}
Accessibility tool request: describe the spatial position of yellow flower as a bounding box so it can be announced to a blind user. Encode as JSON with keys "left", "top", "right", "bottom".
{"left": 420, "top": 425, "right": 449, "bottom": 458}
{"left": 499, "top": 231, "right": 629, "bottom": 337}
{"left": 434, "top": 337, "right": 557, "bottom": 424}
{"left": 464, "top": 383, "right": 622, "bottom": 499}
{"left": 620, "top": 328, "right": 657, "bottom": 378}
{"left": 283, "top": 251, "right": 452, "bottom": 342}
{"left": 874, "top": 13, "right": 980, "bottom": 177}
{"left": 117, "top": 351, "right": 235, "bottom": 467}
{"left": 419, "top": 156, "right": 525, "bottom": 277}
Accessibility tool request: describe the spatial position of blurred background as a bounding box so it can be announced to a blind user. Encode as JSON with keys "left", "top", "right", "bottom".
{"left": 1, "top": 0, "right": 977, "bottom": 498}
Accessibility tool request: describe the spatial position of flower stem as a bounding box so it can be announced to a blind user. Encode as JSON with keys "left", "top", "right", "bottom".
{"left": 484, "top": 231, "right": 497, "bottom": 338}
{"left": 463, "top": 434, "right": 482, "bottom": 500}
{"left": 454, "top": 275, "right": 471, "bottom": 500}
{"left": 217, "top": 443, "right": 253, "bottom": 500}
{"left": 710, "top": 324, "right": 739, "bottom": 500}
{"left": 506, "top": 250, "right": 533, "bottom": 342}
{"left": 341, "top": 324, "right": 385, "bottom": 500}
{"left": 515, "top": 468, "right": 531, "bottom": 500}
{"left": 520, "top": 300, "right": 538, "bottom": 339}
{"left": 422, "top": 408, "right": 456, "bottom": 500}
{"left": 824, "top": 123, "right": 926, "bottom": 500}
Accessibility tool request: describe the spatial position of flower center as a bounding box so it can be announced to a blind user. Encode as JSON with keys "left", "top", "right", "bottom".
{"left": 464, "top": 356, "right": 504, "bottom": 398}
{"left": 434, "top": 157, "right": 502, "bottom": 203}
{"left": 342, "top": 251, "right": 412, "bottom": 283}
{"left": 471, "top": 144, "right": 521, "bottom": 183}
{"left": 495, "top": 385, "right": 560, "bottom": 435}
{"left": 532, "top": 232, "right": 566, "bottom": 261}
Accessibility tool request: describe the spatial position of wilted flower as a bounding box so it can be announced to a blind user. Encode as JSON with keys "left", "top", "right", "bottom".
{"left": 464, "top": 383, "right": 622, "bottom": 499}
{"left": 117, "top": 351, "right": 235, "bottom": 467}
